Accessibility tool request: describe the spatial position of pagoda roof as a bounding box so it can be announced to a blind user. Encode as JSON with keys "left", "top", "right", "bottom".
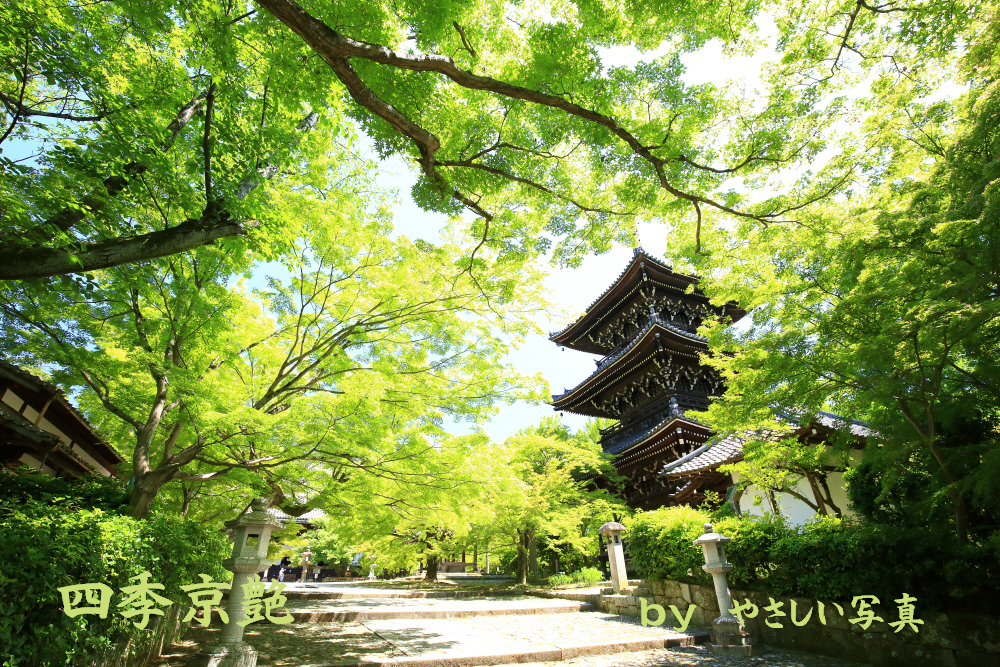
{"left": 612, "top": 416, "right": 713, "bottom": 467}
{"left": 549, "top": 248, "right": 741, "bottom": 354}
{"left": 550, "top": 317, "right": 709, "bottom": 417}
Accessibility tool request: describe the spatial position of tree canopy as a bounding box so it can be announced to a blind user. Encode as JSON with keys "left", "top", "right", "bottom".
{"left": 682, "top": 8, "right": 1000, "bottom": 542}
{"left": 1, "top": 163, "right": 548, "bottom": 516}
{"left": 1, "top": 0, "right": 981, "bottom": 279}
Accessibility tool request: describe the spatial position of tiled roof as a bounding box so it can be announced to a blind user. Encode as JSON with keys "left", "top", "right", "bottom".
{"left": 548, "top": 247, "right": 696, "bottom": 340}
{"left": 659, "top": 410, "right": 871, "bottom": 479}
{"left": 0, "top": 359, "right": 122, "bottom": 461}
{"left": 788, "top": 410, "right": 874, "bottom": 437}
{"left": 662, "top": 433, "right": 745, "bottom": 477}
{"left": 268, "top": 507, "right": 326, "bottom": 523}
{"left": 0, "top": 410, "right": 61, "bottom": 445}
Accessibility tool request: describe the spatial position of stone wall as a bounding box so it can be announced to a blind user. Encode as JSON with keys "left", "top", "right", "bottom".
{"left": 595, "top": 580, "right": 998, "bottom": 667}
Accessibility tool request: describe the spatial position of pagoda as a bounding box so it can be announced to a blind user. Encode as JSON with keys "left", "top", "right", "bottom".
{"left": 549, "top": 248, "right": 745, "bottom": 510}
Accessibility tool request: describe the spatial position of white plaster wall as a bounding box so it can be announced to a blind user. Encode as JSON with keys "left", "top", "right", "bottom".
{"left": 2, "top": 388, "right": 24, "bottom": 411}
{"left": 730, "top": 448, "right": 864, "bottom": 526}
{"left": 18, "top": 453, "right": 55, "bottom": 476}
{"left": 72, "top": 443, "right": 111, "bottom": 477}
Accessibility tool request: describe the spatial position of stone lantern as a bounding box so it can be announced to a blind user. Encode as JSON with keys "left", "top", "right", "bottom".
{"left": 190, "top": 498, "right": 285, "bottom": 667}
{"left": 598, "top": 522, "right": 627, "bottom": 593}
{"left": 693, "top": 523, "right": 759, "bottom": 656}
{"left": 301, "top": 545, "right": 314, "bottom": 582}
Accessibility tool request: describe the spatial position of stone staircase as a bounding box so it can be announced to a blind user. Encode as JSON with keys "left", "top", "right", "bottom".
{"left": 156, "top": 582, "right": 708, "bottom": 667}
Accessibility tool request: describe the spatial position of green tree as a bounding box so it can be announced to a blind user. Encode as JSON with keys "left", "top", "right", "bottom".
{"left": 2, "top": 0, "right": 979, "bottom": 278}
{"left": 679, "top": 12, "right": 1000, "bottom": 542}
{"left": 0, "top": 182, "right": 547, "bottom": 517}
{"left": 306, "top": 434, "right": 491, "bottom": 581}
{"left": 486, "top": 417, "right": 626, "bottom": 584}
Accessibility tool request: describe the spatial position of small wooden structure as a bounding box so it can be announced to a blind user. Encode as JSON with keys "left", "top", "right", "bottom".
{"left": 0, "top": 359, "right": 124, "bottom": 478}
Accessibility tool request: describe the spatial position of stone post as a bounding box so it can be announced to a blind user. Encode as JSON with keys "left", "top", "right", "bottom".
{"left": 597, "top": 522, "right": 627, "bottom": 593}
{"left": 693, "top": 523, "right": 760, "bottom": 657}
{"left": 188, "top": 498, "right": 284, "bottom": 667}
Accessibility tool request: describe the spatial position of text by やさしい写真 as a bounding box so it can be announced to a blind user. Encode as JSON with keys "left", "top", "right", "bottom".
{"left": 640, "top": 593, "right": 924, "bottom": 633}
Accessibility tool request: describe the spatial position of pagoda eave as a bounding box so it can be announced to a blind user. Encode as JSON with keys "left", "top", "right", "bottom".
{"left": 550, "top": 322, "right": 711, "bottom": 413}
{"left": 613, "top": 417, "right": 713, "bottom": 468}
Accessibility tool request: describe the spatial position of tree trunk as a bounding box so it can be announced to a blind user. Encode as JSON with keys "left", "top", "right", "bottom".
{"left": 802, "top": 470, "right": 829, "bottom": 516}
{"left": 516, "top": 532, "right": 529, "bottom": 585}
{"left": 817, "top": 474, "right": 843, "bottom": 518}
{"left": 766, "top": 489, "right": 780, "bottom": 516}
{"left": 129, "top": 486, "right": 159, "bottom": 519}
{"left": 180, "top": 484, "right": 194, "bottom": 517}
{"left": 129, "top": 469, "right": 173, "bottom": 519}
{"left": 926, "top": 439, "right": 969, "bottom": 543}
{"left": 898, "top": 400, "right": 968, "bottom": 543}
{"left": 424, "top": 555, "right": 439, "bottom": 582}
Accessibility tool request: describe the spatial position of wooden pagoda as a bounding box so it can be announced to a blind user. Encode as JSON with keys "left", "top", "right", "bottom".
{"left": 549, "top": 248, "right": 745, "bottom": 510}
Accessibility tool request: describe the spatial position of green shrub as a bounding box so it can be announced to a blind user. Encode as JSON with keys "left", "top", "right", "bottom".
{"left": 622, "top": 508, "right": 998, "bottom": 611}
{"left": 712, "top": 515, "right": 787, "bottom": 588}
{"left": 0, "top": 469, "right": 130, "bottom": 512}
{"left": 0, "top": 496, "right": 230, "bottom": 666}
{"left": 548, "top": 573, "right": 572, "bottom": 586}
{"left": 624, "top": 506, "right": 712, "bottom": 583}
{"left": 765, "top": 517, "right": 995, "bottom": 610}
{"left": 547, "top": 566, "right": 604, "bottom": 586}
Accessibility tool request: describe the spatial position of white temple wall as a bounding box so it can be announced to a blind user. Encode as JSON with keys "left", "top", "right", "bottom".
{"left": 729, "top": 447, "right": 864, "bottom": 527}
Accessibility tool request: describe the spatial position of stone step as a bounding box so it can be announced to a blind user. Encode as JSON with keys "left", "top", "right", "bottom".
{"left": 282, "top": 589, "right": 524, "bottom": 601}
{"left": 204, "top": 596, "right": 599, "bottom": 626}
{"left": 159, "top": 611, "right": 710, "bottom": 667}
{"left": 530, "top": 590, "right": 601, "bottom": 604}
{"left": 221, "top": 585, "right": 525, "bottom": 603}
{"left": 601, "top": 587, "right": 651, "bottom": 596}
{"left": 286, "top": 602, "right": 598, "bottom": 623}
{"left": 332, "top": 635, "right": 710, "bottom": 667}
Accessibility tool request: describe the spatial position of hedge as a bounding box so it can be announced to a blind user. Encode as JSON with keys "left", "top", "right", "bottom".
{"left": 624, "top": 508, "right": 998, "bottom": 612}
{"left": 0, "top": 474, "right": 230, "bottom": 667}
{"left": 548, "top": 567, "right": 603, "bottom": 586}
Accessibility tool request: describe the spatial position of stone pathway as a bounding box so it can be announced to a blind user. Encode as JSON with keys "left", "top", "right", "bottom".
{"left": 153, "top": 582, "right": 869, "bottom": 667}
{"left": 282, "top": 595, "right": 597, "bottom": 622}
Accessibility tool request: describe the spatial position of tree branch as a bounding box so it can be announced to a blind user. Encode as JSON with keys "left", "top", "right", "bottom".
{"left": 202, "top": 83, "right": 216, "bottom": 204}
{"left": 0, "top": 90, "right": 107, "bottom": 122}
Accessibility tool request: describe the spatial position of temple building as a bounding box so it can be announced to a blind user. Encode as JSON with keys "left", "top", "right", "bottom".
{"left": 550, "top": 249, "right": 865, "bottom": 517}
{"left": 0, "top": 359, "right": 125, "bottom": 478}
